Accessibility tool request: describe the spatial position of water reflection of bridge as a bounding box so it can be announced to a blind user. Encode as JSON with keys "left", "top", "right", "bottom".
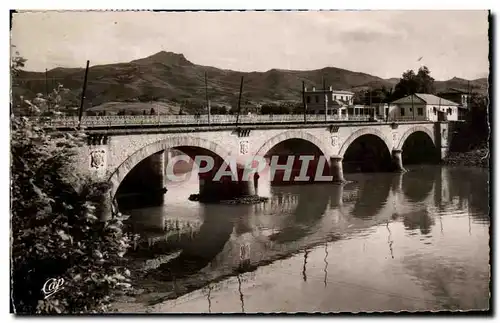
{"left": 129, "top": 166, "right": 488, "bottom": 300}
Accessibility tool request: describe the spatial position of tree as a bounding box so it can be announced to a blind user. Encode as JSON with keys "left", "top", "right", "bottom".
{"left": 466, "top": 93, "right": 489, "bottom": 148}
{"left": 11, "top": 52, "right": 134, "bottom": 313}
{"left": 415, "top": 66, "right": 435, "bottom": 94}
{"left": 353, "top": 87, "right": 391, "bottom": 105}
{"left": 11, "top": 45, "right": 27, "bottom": 80}
{"left": 448, "top": 93, "right": 489, "bottom": 152}
{"left": 393, "top": 66, "right": 436, "bottom": 99}
{"left": 11, "top": 117, "right": 133, "bottom": 313}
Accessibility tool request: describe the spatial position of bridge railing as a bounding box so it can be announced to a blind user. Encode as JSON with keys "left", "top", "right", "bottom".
{"left": 35, "top": 114, "right": 392, "bottom": 128}
{"left": 386, "top": 116, "right": 428, "bottom": 122}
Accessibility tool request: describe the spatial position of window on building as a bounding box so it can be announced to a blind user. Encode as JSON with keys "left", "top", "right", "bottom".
{"left": 306, "top": 96, "right": 311, "bottom": 104}
{"left": 400, "top": 107, "right": 405, "bottom": 116}
{"left": 315, "top": 96, "right": 319, "bottom": 103}
{"left": 433, "top": 107, "right": 437, "bottom": 115}
{"left": 447, "top": 108, "right": 452, "bottom": 115}
{"left": 334, "top": 95, "right": 336, "bottom": 100}
{"left": 417, "top": 107, "right": 423, "bottom": 116}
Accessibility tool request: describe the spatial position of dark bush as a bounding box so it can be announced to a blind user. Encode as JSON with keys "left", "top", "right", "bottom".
{"left": 11, "top": 117, "right": 132, "bottom": 313}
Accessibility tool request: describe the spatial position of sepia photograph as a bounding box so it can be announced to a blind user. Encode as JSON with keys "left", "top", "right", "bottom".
{"left": 9, "top": 8, "right": 491, "bottom": 314}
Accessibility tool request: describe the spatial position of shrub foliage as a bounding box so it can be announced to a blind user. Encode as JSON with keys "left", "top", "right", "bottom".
{"left": 11, "top": 116, "right": 132, "bottom": 314}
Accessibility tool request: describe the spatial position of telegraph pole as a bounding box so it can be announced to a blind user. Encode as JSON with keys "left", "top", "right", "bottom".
{"left": 302, "top": 81, "right": 307, "bottom": 123}
{"left": 411, "top": 92, "right": 415, "bottom": 120}
{"left": 467, "top": 80, "right": 471, "bottom": 108}
{"left": 369, "top": 88, "right": 373, "bottom": 117}
{"left": 205, "top": 71, "right": 210, "bottom": 125}
{"left": 45, "top": 68, "right": 49, "bottom": 111}
{"left": 78, "top": 60, "right": 90, "bottom": 128}
{"left": 439, "top": 96, "right": 442, "bottom": 121}
{"left": 45, "top": 68, "right": 49, "bottom": 97}
{"left": 236, "top": 76, "right": 244, "bottom": 125}
{"left": 323, "top": 76, "right": 327, "bottom": 121}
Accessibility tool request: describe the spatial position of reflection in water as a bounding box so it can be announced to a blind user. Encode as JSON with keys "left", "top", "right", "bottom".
{"left": 323, "top": 243, "right": 329, "bottom": 287}
{"left": 386, "top": 222, "right": 394, "bottom": 259}
{"left": 268, "top": 185, "right": 330, "bottom": 244}
{"left": 402, "top": 167, "right": 437, "bottom": 203}
{"left": 351, "top": 173, "right": 392, "bottom": 219}
{"left": 155, "top": 205, "right": 235, "bottom": 280}
{"left": 440, "top": 213, "right": 444, "bottom": 235}
{"left": 121, "top": 165, "right": 490, "bottom": 312}
{"left": 237, "top": 274, "right": 245, "bottom": 313}
{"left": 302, "top": 249, "right": 309, "bottom": 282}
{"left": 206, "top": 284, "right": 212, "bottom": 313}
{"left": 403, "top": 209, "right": 435, "bottom": 235}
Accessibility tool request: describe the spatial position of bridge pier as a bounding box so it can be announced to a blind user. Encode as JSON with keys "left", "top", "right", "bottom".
{"left": 392, "top": 149, "right": 406, "bottom": 173}
{"left": 330, "top": 156, "right": 346, "bottom": 184}
{"left": 150, "top": 151, "right": 167, "bottom": 205}
{"left": 329, "top": 184, "right": 344, "bottom": 208}
{"left": 198, "top": 167, "right": 258, "bottom": 201}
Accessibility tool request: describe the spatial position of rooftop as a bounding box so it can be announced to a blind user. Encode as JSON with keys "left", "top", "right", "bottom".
{"left": 392, "top": 93, "right": 459, "bottom": 106}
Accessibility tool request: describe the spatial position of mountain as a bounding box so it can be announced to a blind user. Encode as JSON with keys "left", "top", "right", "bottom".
{"left": 435, "top": 77, "right": 489, "bottom": 94}
{"left": 12, "top": 51, "right": 488, "bottom": 114}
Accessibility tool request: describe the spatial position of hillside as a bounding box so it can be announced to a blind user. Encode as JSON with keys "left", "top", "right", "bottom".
{"left": 12, "top": 51, "right": 488, "bottom": 114}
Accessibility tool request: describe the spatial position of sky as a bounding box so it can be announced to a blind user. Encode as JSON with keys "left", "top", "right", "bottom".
{"left": 11, "top": 10, "right": 489, "bottom": 80}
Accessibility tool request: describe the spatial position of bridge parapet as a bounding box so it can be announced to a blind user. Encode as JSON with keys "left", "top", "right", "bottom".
{"left": 37, "top": 114, "right": 376, "bottom": 128}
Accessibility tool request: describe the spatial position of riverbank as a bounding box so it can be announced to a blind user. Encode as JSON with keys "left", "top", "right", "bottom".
{"left": 443, "top": 148, "right": 489, "bottom": 168}
{"left": 188, "top": 194, "right": 269, "bottom": 205}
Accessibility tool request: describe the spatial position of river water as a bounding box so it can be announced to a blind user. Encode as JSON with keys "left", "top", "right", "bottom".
{"left": 115, "top": 165, "right": 490, "bottom": 313}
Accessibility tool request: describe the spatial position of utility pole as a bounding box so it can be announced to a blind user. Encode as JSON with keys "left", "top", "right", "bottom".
{"left": 78, "top": 60, "right": 90, "bottom": 129}
{"left": 467, "top": 80, "right": 471, "bottom": 108}
{"left": 236, "top": 76, "right": 244, "bottom": 125}
{"left": 439, "top": 96, "right": 442, "bottom": 121}
{"left": 323, "top": 76, "right": 327, "bottom": 121}
{"left": 45, "top": 68, "right": 49, "bottom": 111}
{"left": 205, "top": 71, "right": 210, "bottom": 125}
{"left": 45, "top": 68, "right": 49, "bottom": 97}
{"left": 411, "top": 92, "right": 415, "bottom": 121}
{"left": 369, "top": 88, "right": 373, "bottom": 118}
{"left": 302, "top": 81, "right": 307, "bottom": 123}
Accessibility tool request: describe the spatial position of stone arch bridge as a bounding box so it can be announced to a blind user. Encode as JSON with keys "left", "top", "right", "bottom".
{"left": 50, "top": 116, "right": 454, "bottom": 220}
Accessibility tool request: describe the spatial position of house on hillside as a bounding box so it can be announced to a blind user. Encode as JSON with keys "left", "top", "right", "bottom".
{"left": 438, "top": 88, "right": 470, "bottom": 120}
{"left": 304, "top": 86, "right": 354, "bottom": 116}
{"left": 390, "top": 93, "right": 459, "bottom": 121}
{"left": 438, "top": 88, "right": 470, "bottom": 108}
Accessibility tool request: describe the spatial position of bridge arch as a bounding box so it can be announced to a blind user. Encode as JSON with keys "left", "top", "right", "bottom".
{"left": 397, "top": 126, "right": 438, "bottom": 164}
{"left": 339, "top": 128, "right": 392, "bottom": 157}
{"left": 396, "top": 126, "right": 435, "bottom": 150}
{"left": 254, "top": 130, "right": 331, "bottom": 160}
{"left": 109, "top": 136, "right": 232, "bottom": 199}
